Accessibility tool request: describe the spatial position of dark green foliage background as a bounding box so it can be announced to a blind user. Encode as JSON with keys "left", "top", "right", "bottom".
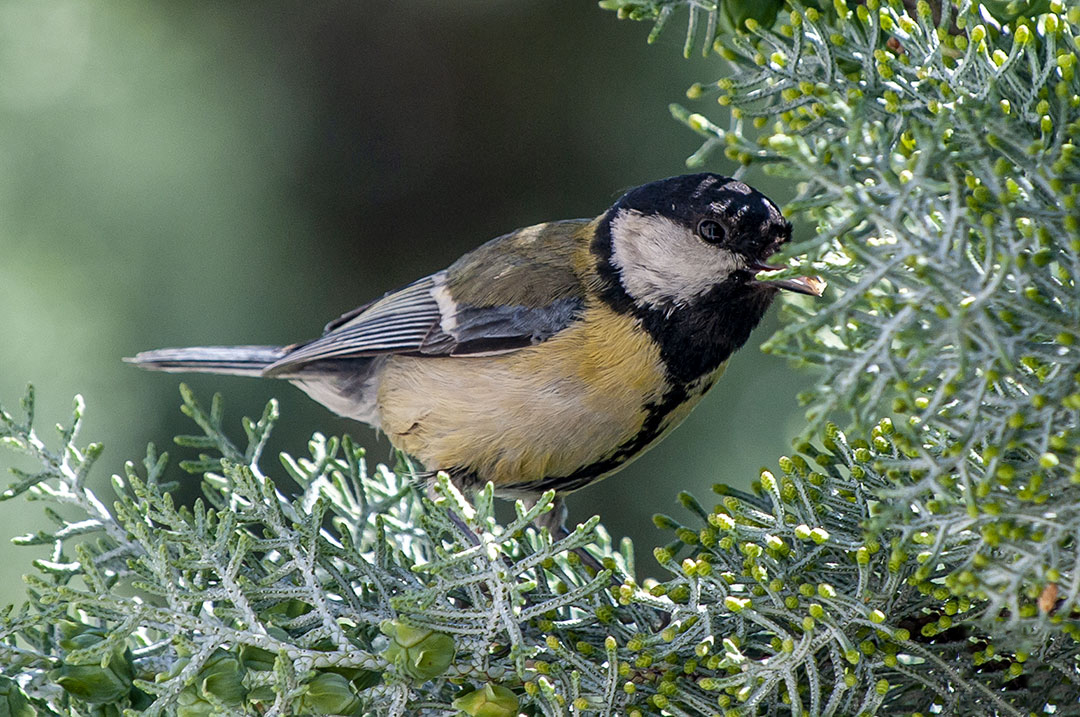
{"left": 0, "top": 1, "right": 809, "bottom": 607}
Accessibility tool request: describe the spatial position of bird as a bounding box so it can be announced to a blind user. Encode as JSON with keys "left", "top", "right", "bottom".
{"left": 128, "top": 173, "right": 823, "bottom": 531}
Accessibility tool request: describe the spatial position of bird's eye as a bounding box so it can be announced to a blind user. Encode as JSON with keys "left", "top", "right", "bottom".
{"left": 697, "top": 219, "right": 725, "bottom": 243}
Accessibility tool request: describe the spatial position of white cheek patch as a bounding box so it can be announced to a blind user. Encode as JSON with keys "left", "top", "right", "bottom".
{"left": 609, "top": 209, "right": 743, "bottom": 307}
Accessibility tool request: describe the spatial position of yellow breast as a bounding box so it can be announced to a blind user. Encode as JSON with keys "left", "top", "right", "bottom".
{"left": 374, "top": 298, "right": 671, "bottom": 488}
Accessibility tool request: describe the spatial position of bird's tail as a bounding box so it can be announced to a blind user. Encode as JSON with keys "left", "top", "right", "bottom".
{"left": 125, "top": 345, "right": 289, "bottom": 377}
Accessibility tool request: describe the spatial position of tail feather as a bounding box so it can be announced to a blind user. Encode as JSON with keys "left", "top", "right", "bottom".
{"left": 125, "top": 345, "right": 288, "bottom": 377}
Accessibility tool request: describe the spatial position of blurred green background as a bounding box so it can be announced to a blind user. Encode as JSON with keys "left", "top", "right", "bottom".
{"left": 0, "top": 1, "right": 811, "bottom": 606}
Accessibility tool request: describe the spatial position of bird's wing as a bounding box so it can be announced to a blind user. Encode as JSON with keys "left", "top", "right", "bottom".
{"left": 264, "top": 219, "right": 591, "bottom": 375}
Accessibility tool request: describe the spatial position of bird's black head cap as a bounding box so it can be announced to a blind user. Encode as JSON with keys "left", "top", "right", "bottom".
{"left": 611, "top": 173, "right": 792, "bottom": 261}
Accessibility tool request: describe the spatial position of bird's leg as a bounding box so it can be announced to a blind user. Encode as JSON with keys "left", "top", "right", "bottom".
{"left": 433, "top": 480, "right": 608, "bottom": 577}
{"left": 425, "top": 472, "right": 482, "bottom": 547}
{"left": 534, "top": 497, "right": 664, "bottom": 626}
{"left": 429, "top": 473, "right": 532, "bottom": 578}
{"left": 528, "top": 495, "right": 568, "bottom": 535}
{"left": 526, "top": 495, "right": 607, "bottom": 576}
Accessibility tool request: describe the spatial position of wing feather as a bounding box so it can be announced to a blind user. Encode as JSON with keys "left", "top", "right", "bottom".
{"left": 264, "top": 221, "right": 589, "bottom": 376}
{"left": 266, "top": 277, "right": 442, "bottom": 372}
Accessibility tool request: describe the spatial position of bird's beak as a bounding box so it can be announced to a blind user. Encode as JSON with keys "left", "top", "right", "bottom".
{"left": 749, "top": 262, "right": 827, "bottom": 297}
{"left": 764, "top": 275, "right": 827, "bottom": 296}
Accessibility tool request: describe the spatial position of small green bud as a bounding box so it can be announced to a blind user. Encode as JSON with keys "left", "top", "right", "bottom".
{"left": 768, "top": 133, "right": 796, "bottom": 153}
{"left": 195, "top": 650, "right": 247, "bottom": 704}
{"left": 676, "top": 527, "right": 699, "bottom": 545}
{"left": 765, "top": 534, "right": 786, "bottom": 553}
{"left": 51, "top": 622, "right": 134, "bottom": 705}
{"left": 297, "top": 673, "right": 363, "bottom": 717}
{"left": 54, "top": 661, "right": 132, "bottom": 705}
{"left": 175, "top": 649, "right": 248, "bottom": 717}
{"left": 710, "top": 511, "right": 736, "bottom": 531}
{"left": 452, "top": 683, "right": 521, "bottom": 717}
{"left": 687, "top": 113, "right": 710, "bottom": 132}
{"left": 653, "top": 513, "right": 680, "bottom": 531}
{"left": 381, "top": 620, "right": 456, "bottom": 682}
{"left": 725, "top": 596, "right": 751, "bottom": 613}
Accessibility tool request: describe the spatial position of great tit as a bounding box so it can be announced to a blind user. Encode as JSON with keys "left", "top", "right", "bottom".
{"left": 129, "top": 173, "right": 823, "bottom": 527}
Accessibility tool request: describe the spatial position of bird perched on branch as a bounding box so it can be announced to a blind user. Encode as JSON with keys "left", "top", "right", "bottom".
{"left": 129, "top": 173, "right": 823, "bottom": 530}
